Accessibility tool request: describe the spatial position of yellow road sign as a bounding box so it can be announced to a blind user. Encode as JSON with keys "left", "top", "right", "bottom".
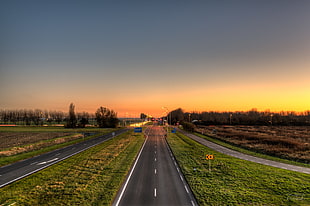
{"left": 206, "top": 154, "right": 214, "bottom": 160}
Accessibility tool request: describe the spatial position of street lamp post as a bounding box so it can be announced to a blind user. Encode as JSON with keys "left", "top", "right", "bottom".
{"left": 162, "top": 107, "right": 170, "bottom": 137}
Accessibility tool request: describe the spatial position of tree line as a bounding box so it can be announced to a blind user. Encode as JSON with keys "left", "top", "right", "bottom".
{"left": 167, "top": 108, "right": 310, "bottom": 126}
{"left": 0, "top": 109, "right": 66, "bottom": 125}
{"left": 0, "top": 103, "right": 119, "bottom": 128}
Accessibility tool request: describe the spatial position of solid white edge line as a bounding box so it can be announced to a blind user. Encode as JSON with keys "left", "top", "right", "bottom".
{"left": 185, "top": 185, "right": 189, "bottom": 193}
{"left": 114, "top": 136, "right": 148, "bottom": 206}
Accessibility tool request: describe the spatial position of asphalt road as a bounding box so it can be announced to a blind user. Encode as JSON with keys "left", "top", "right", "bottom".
{"left": 0, "top": 129, "right": 128, "bottom": 188}
{"left": 113, "top": 126, "right": 197, "bottom": 206}
{"left": 179, "top": 130, "right": 310, "bottom": 174}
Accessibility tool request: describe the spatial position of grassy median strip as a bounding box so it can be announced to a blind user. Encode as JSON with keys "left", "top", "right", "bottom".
{"left": 0, "top": 131, "right": 144, "bottom": 206}
{"left": 167, "top": 132, "right": 310, "bottom": 206}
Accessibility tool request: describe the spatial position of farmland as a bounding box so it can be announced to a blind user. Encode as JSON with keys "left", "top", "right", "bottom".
{"left": 196, "top": 125, "right": 310, "bottom": 164}
{"left": 0, "top": 132, "right": 80, "bottom": 151}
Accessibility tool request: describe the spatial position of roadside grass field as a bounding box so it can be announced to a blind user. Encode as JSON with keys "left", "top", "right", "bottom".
{"left": 0, "top": 126, "right": 118, "bottom": 167}
{"left": 196, "top": 125, "right": 310, "bottom": 164}
{"left": 0, "top": 130, "right": 144, "bottom": 206}
{"left": 193, "top": 132, "right": 310, "bottom": 169}
{"left": 167, "top": 132, "right": 310, "bottom": 205}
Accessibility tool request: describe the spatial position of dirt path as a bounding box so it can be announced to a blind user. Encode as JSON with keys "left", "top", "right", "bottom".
{"left": 179, "top": 130, "right": 310, "bottom": 174}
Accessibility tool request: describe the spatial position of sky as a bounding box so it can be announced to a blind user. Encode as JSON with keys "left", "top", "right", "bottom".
{"left": 1, "top": 1, "right": 310, "bottom": 117}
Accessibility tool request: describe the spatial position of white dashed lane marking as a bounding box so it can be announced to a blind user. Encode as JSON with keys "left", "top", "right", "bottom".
{"left": 37, "top": 158, "right": 59, "bottom": 165}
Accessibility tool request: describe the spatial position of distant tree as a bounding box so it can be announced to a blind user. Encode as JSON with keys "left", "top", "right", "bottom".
{"left": 55, "top": 111, "right": 65, "bottom": 124}
{"left": 77, "top": 112, "right": 89, "bottom": 128}
{"left": 65, "top": 103, "right": 77, "bottom": 128}
{"left": 78, "top": 117, "right": 88, "bottom": 128}
{"left": 169, "top": 108, "right": 184, "bottom": 125}
{"left": 33, "top": 109, "right": 43, "bottom": 126}
{"left": 95, "top": 106, "right": 119, "bottom": 128}
{"left": 140, "top": 113, "right": 147, "bottom": 120}
{"left": 181, "top": 121, "right": 196, "bottom": 132}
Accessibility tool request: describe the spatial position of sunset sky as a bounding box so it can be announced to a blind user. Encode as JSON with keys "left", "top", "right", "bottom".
{"left": 1, "top": 1, "right": 309, "bottom": 117}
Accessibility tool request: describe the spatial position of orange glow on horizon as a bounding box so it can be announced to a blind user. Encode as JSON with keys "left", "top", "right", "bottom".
{"left": 2, "top": 64, "right": 309, "bottom": 117}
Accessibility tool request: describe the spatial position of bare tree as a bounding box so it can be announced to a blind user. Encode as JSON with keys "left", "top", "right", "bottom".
{"left": 95, "top": 106, "right": 119, "bottom": 128}
{"left": 65, "top": 103, "right": 77, "bottom": 128}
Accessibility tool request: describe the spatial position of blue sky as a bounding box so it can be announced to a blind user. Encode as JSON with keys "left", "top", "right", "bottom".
{"left": 1, "top": 1, "right": 309, "bottom": 116}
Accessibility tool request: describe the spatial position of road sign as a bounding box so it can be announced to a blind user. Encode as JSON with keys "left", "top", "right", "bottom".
{"left": 206, "top": 154, "right": 214, "bottom": 160}
{"left": 206, "top": 154, "right": 214, "bottom": 172}
{"left": 134, "top": 127, "right": 142, "bottom": 133}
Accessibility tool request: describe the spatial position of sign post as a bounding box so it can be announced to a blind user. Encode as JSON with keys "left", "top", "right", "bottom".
{"left": 171, "top": 128, "right": 176, "bottom": 133}
{"left": 206, "top": 154, "right": 214, "bottom": 172}
{"left": 134, "top": 127, "right": 142, "bottom": 133}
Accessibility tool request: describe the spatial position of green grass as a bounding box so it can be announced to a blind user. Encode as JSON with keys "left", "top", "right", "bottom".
{"left": 0, "top": 128, "right": 119, "bottom": 167}
{"left": 0, "top": 131, "right": 144, "bottom": 206}
{"left": 194, "top": 132, "right": 310, "bottom": 168}
{"left": 167, "top": 132, "right": 310, "bottom": 206}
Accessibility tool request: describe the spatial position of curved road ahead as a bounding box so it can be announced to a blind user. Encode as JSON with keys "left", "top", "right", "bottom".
{"left": 113, "top": 126, "right": 197, "bottom": 206}
{"left": 179, "top": 130, "right": 310, "bottom": 174}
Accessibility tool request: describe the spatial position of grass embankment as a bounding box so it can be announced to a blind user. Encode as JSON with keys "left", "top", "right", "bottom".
{"left": 0, "top": 127, "right": 118, "bottom": 167}
{"left": 167, "top": 132, "right": 310, "bottom": 205}
{"left": 0, "top": 131, "right": 144, "bottom": 206}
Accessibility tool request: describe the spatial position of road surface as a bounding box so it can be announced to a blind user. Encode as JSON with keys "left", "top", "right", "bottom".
{"left": 0, "top": 129, "right": 128, "bottom": 188}
{"left": 179, "top": 130, "right": 310, "bottom": 174}
{"left": 113, "top": 126, "right": 197, "bottom": 206}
